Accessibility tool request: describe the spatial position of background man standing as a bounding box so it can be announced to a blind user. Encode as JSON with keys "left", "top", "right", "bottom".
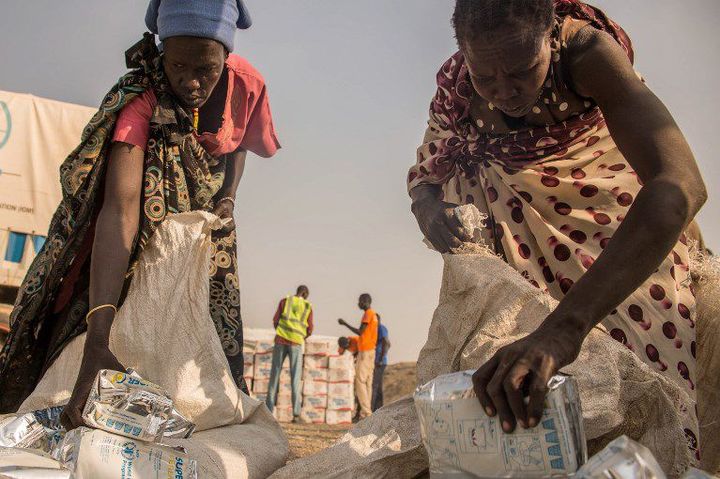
{"left": 338, "top": 293, "right": 377, "bottom": 419}
{"left": 372, "top": 315, "right": 390, "bottom": 412}
{"left": 266, "top": 285, "right": 313, "bottom": 422}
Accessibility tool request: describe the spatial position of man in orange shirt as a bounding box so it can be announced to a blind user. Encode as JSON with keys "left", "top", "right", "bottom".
{"left": 338, "top": 293, "right": 378, "bottom": 419}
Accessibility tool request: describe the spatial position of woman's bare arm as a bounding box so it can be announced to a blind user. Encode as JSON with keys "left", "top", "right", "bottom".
{"left": 61, "top": 141, "right": 144, "bottom": 429}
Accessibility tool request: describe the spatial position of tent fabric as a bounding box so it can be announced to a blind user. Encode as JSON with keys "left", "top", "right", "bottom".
{"left": 0, "top": 90, "right": 93, "bottom": 289}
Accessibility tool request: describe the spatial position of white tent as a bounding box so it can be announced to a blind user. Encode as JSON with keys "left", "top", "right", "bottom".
{"left": 0, "top": 90, "right": 95, "bottom": 287}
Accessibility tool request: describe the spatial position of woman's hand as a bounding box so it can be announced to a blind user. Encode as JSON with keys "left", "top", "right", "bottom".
{"left": 60, "top": 343, "right": 125, "bottom": 430}
{"left": 212, "top": 197, "right": 235, "bottom": 233}
{"left": 411, "top": 186, "right": 470, "bottom": 253}
{"left": 472, "top": 323, "right": 584, "bottom": 433}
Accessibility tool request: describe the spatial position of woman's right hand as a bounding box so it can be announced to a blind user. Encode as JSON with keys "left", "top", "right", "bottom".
{"left": 60, "top": 343, "right": 125, "bottom": 431}
{"left": 411, "top": 187, "right": 471, "bottom": 253}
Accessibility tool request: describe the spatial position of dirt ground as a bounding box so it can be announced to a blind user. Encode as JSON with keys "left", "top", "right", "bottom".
{"left": 282, "top": 361, "right": 417, "bottom": 460}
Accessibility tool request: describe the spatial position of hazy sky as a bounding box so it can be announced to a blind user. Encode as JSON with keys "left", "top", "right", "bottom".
{"left": 1, "top": 1, "right": 718, "bottom": 362}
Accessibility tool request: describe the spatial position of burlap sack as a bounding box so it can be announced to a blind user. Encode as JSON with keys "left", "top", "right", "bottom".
{"left": 273, "top": 206, "right": 706, "bottom": 478}
{"left": 17, "top": 212, "right": 288, "bottom": 479}
{"left": 691, "top": 249, "right": 720, "bottom": 473}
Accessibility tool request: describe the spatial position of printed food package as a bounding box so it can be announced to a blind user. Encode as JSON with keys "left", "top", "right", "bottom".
{"left": 273, "top": 407, "right": 294, "bottom": 423}
{"left": 303, "top": 355, "right": 329, "bottom": 370}
{"left": 253, "top": 363, "right": 272, "bottom": 380}
{"left": 302, "top": 395, "right": 328, "bottom": 409}
{"left": 304, "top": 337, "right": 336, "bottom": 356}
{"left": 328, "top": 353, "right": 354, "bottom": 370}
{"left": 299, "top": 408, "right": 326, "bottom": 425}
{"left": 326, "top": 395, "right": 354, "bottom": 411}
{"left": 0, "top": 407, "right": 64, "bottom": 453}
{"left": 0, "top": 417, "right": 46, "bottom": 451}
{"left": 575, "top": 435, "right": 664, "bottom": 478}
{"left": 0, "top": 447, "right": 69, "bottom": 478}
{"left": 55, "top": 427, "right": 197, "bottom": 479}
{"left": 414, "top": 371, "right": 586, "bottom": 478}
{"left": 276, "top": 393, "right": 292, "bottom": 408}
{"left": 302, "top": 380, "right": 328, "bottom": 397}
{"left": 325, "top": 410, "right": 352, "bottom": 426}
{"left": 253, "top": 379, "right": 270, "bottom": 394}
{"left": 303, "top": 367, "right": 329, "bottom": 382}
{"left": 327, "top": 382, "right": 353, "bottom": 398}
{"left": 327, "top": 368, "right": 353, "bottom": 383}
{"left": 82, "top": 370, "right": 194, "bottom": 442}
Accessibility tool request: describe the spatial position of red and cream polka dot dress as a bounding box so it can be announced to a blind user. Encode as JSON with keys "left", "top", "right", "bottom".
{"left": 409, "top": 4, "right": 699, "bottom": 459}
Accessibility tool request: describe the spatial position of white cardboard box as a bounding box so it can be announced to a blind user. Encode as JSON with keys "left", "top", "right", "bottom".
{"left": 328, "top": 353, "right": 354, "bottom": 370}
{"left": 326, "top": 409, "right": 353, "bottom": 425}
{"left": 243, "top": 351, "right": 255, "bottom": 365}
{"left": 278, "top": 380, "right": 295, "bottom": 395}
{"left": 302, "top": 395, "right": 328, "bottom": 409}
{"left": 304, "top": 336, "right": 337, "bottom": 356}
{"left": 302, "top": 379, "right": 328, "bottom": 397}
{"left": 326, "top": 394, "right": 354, "bottom": 411}
{"left": 327, "top": 368, "right": 353, "bottom": 382}
{"left": 252, "top": 378, "right": 269, "bottom": 394}
{"left": 303, "top": 367, "right": 329, "bottom": 382}
{"left": 327, "top": 382, "right": 353, "bottom": 397}
{"left": 300, "top": 407, "right": 326, "bottom": 424}
{"left": 276, "top": 392, "right": 293, "bottom": 407}
{"left": 304, "top": 354, "right": 329, "bottom": 369}
{"left": 273, "top": 406, "right": 294, "bottom": 423}
{"left": 254, "top": 363, "right": 272, "bottom": 380}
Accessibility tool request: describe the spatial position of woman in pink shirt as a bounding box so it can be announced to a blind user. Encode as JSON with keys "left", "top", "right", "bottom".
{"left": 0, "top": 0, "right": 280, "bottom": 425}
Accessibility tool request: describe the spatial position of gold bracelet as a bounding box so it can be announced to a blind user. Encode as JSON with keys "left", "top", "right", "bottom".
{"left": 86, "top": 304, "right": 118, "bottom": 323}
{"left": 217, "top": 196, "right": 235, "bottom": 207}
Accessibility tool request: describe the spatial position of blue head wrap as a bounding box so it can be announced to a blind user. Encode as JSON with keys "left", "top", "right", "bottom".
{"left": 145, "top": 0, "right": 252, "bottom": 52}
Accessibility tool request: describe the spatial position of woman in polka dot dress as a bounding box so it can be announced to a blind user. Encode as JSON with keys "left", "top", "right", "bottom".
{"left": 409, "top": 0, "right": 707, "bottom": 459}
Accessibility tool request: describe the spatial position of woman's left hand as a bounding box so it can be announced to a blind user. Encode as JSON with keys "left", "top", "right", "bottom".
{"left": 212, "top": 197, "right": 236, "bottom": 233}
{"left": 472, "top": 323, "right": 584, "bottom": 433}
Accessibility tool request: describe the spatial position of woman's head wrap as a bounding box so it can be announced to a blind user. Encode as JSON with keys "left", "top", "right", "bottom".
{"left": 145, "top": 0, "right": 252, "bottom": 52}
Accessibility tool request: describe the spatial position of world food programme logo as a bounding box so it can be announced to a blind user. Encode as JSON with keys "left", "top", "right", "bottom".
{"left": 0, "top": 101, "right": 10, "bottom": 149}
{"left": 121, "top": 441, "right": 137, "bottom": 460}
{"left": 0, "top": 100, "right": 20, "bottom": 179}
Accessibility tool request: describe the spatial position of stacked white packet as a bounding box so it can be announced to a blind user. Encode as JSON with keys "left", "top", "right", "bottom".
{"left": 414, "top": 370, "right": 587, "bottom": 478}
{"left": 55, "top": 427, "right": 197, "bottom": 479}
{"left": 0, "top": 447, "right": 70, "bottom": 479}
{"left": 575, "top": 435, "right": 715, "bottom": 479}
{"left": 0, "top": 407, "right": 65, "bottom": 453}
{"left": 81, "top": 369, "right": 195, "bottom": 442}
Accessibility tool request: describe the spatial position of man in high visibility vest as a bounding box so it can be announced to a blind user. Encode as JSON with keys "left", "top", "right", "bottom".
{"left": 266, "top": 285, "right": 314, "bottom": 422}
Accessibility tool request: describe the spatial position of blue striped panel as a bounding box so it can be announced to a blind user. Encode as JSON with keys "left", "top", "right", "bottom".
{"left": 4, "top": 232, "right": 27, "bottom": 263}
{"left": 32, "top": 235, "right": 46, "bottom": 253}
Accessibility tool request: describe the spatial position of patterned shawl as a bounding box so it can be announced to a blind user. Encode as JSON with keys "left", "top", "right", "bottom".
{"left": 0, "top": 34, "right": 227, "bottom": 411}
{"left": 408, "top": 0, "right": 699, "bottom": 459}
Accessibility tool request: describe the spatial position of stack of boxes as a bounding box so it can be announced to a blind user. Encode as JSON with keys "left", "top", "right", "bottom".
{"left": 272, "top": 364, "right": 295, "bottom": 423}
{"left": 243, "top": 329, "right": 355, "bottom": 424}
{"left": 326, "top": 352, "right": 355, "bottom": 425}
{"left": 300, "top": 337, "right": 332, "bottom": 423}
{"left": 250, "top": 331, "right": 275, "bottom": 403}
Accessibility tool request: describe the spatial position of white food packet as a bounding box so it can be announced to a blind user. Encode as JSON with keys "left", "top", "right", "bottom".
{"left": 414, "top": 370, "right": 586, "bottom": 478}
{"left": 82, "top": 370, "right": 194, "bottom": 442}
{"left": 575, "top": 435, "right": 665, "bottom": 479}
{"left": 55, "top": 427, "right": 197, "bottom": 479}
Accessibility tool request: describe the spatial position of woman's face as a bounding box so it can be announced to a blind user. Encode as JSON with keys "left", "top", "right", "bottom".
{"left": 162, "top": 36, "right": 226, "bottom": 110}
{"left": 462, "top": 25, "right": 552, "bottom": 118}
